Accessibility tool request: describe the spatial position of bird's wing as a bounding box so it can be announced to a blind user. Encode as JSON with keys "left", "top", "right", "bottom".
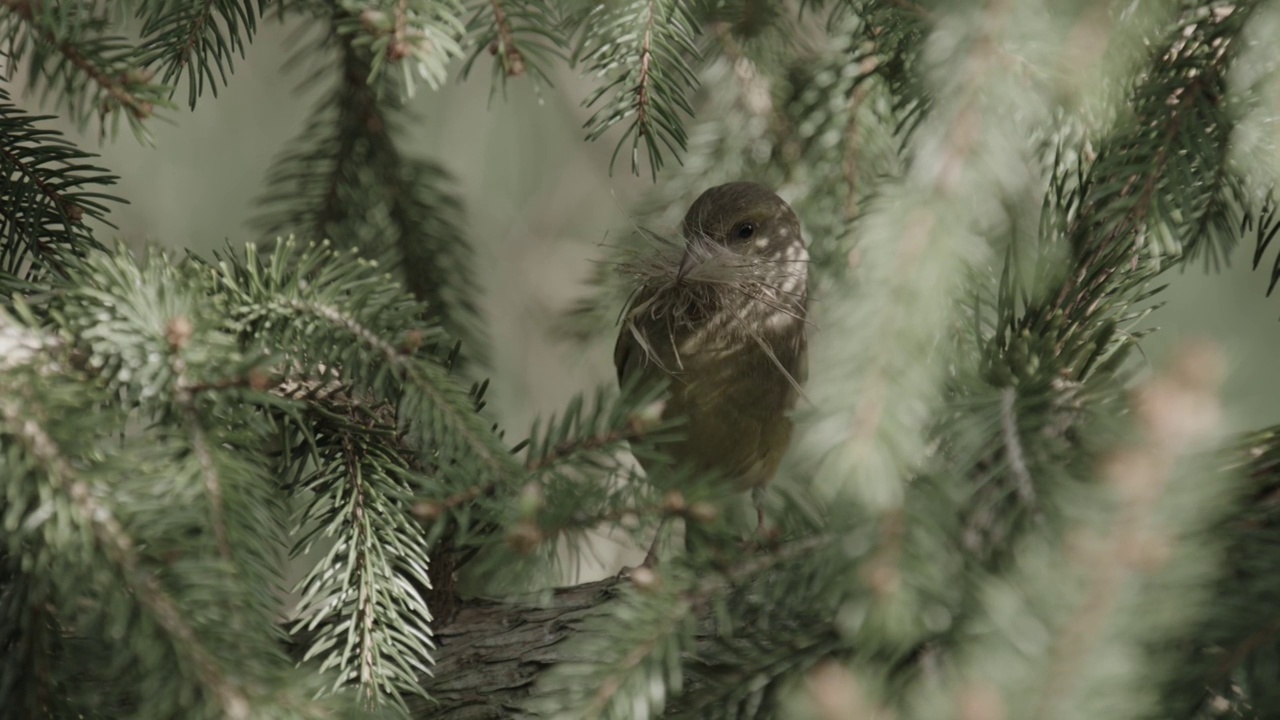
{"left": 614, "top": 317, "right": 639, "bottom": 387}
{"left": 794, "top": 290, "right": 810, "bottom": 387}
{"left": 615, "top": 286, "right": 667, "bottom": 387}
{"left": 615, "top": 288, "right": 654, "bottom": 387}
{"left": 792, "top": 324, "right": 808, "bottom": 388}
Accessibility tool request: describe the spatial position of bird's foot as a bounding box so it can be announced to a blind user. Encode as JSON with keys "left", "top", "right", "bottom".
{"left": 615, "top": 535, "right": 663, "bottom": 580}
{"left": 741, "top": 521, "right": 782, "bottom": 554}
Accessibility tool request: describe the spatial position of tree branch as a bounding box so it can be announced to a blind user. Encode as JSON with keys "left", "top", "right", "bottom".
{"left": 407, "top": 535, "right": 834, "bottom": 718}
{"left": 1, "top": 0, "right": 154, "bottom": 121}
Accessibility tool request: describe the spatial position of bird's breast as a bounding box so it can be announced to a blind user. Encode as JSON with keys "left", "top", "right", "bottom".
{"left": 657, "top": 305, "right": 805, "bottom": 485}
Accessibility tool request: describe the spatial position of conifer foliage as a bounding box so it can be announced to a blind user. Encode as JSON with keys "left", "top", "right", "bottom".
{"left": 3, "top": 1, "right": 1280, "bottom": 719}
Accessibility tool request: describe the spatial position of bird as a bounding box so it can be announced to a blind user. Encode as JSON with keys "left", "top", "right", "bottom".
{"left": 614, "top": 181, "right": 809, "bottom": 565}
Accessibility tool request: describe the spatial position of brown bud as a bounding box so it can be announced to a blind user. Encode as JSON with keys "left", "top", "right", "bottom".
{"left": 1133, "top": 341, "right": 1224, "bottom": 449}
{"left": 862, "top": 560, "right": 900, "bottom": 599}
{"left": 360, "top": 9, "right": 387, "bottom": 30}
{"left": 506, "top": 51, "right": 526, "bottom": 77}
{"left": 61, "top": 201, "right": 84, "bottom": 222}
{"left": 629, "top": 565, "right": 661, "bottom": 591}
{"left": 506, "top": 521, "right": 542, "bottom": 555}
{"left": 1127, "top": 531, "right": 1173, "bottom": 574}
{"left": 1103, "top": 449, "right": 1160, "bottom": 506}
{"left": 956, "top": 683, "right": 1005, "bottom": 720}
{"left": 411, "top": 501, "right": 442, "bottom": 522}
{"left": 247, "top": 367, "right": 272, "bottom": 391}
{"left": 661, "top": 490, "right": 685, "bottom": 513}
{"left": 401, "top": 329, "right": 427, "bottom": 354}
{"left": 165, "top": 316, "right": 193, "bottom": 350}
{"left": 806, "top": 661, "right": 870, "bottom": 720}
{"left": 387, "top": 41, "right": 411, "bottom": 62}
{"left": 687, "top": 502, "right": 717, "bottom": 524}
{"left": 759, "top": 523, "right": 782, "bottom": 543}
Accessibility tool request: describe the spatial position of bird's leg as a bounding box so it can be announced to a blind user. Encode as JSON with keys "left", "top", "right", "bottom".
{"left": 751, "top": 486, "right": 767, "bottom": 535}
{"left": 616, "top": 516, "right": 669, "bottom": 578}
{"left": 642, "top": 516, "right": 669, "bottom": 567}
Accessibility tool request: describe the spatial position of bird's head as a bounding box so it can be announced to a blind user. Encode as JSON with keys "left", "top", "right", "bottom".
{"left": 677, "top": 182, "right": 804, "bottom": 283}
{"left": 615, "top": 182, "right": 808, "bottom": 336}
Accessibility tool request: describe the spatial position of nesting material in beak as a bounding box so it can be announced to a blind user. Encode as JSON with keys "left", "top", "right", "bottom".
{"left": 676, "top": 236, "right": 705, "bottom": 282}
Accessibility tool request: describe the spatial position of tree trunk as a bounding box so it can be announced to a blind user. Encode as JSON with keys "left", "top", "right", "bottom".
{"left": 412, "top": 578, "right": 624, "bottom": 719}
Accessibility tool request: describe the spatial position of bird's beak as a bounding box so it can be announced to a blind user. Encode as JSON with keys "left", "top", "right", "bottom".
{"left": 676, "top": 237, "right": 704, "bottom": 282}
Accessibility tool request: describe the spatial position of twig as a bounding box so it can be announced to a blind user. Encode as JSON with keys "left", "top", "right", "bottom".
{"left": 842, "top": 59, "right": 875, "bottom": 223}
{"left": 488, "top": 0, "right": 525, "bottom": 76}
{"left": 1000, "top": 386, "right": 1035, "bottom": 506}
{"left": 1210, "top": 615, "right": 1280, "bottom": 687}
{"left": 166, "top": 320, "right": 232, "bottom": 560}
{"left": 278, "top": 297, "right": 515, "bottom": 476}
{"left": 633, "top": 0, "right": 658, "bottom": 138}
{"left": 1, "top": 0, "right": 154, "bottom": 121}
{"left": 526, "top": 418, "right": 650, "bottom": 472}
{"left": 0, "top": 392, "right": 252, "bottom": 718}
{"left": 388, "top": 0, "right": 411, "bottom": 60}
{"left": 423, "top": 416, "right": 652, "bottom": 517}
{"left": 0, "top": 140, "right": 84, "bottom": 224}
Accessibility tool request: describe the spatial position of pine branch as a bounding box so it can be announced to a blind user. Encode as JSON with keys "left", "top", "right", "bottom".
{"left": 461, "top": 0, "right": 567, "bottom": 89}
{"left": 525, "top": 536, "right": 835, "bottom": 720}
{"left": 0, "top": 333, "right": 345, "bottom": 718}
{"left": 256, "top": 16, "right": 486, "bottom": 361}
{"left": 43, "top": 246, "right": 294, "bottom": 620}
{"left": 575, "top": 0, "right": 701, "bottom": 177}
{"left": 907, "top": 9, "right": 1263, "bottom": 660}
{"left": 804, "top": 0, "right": 1040, "bottom": 508}
{"left": 12, "top": 244, "right": 458, "bottom": 713}
{"left": 0, "top": 0, "right": 169, "bottom": 137}
{"left": 1247, "top": 192, "right": 1280, "bottom": 296}
{"left": 136, "top": 0, "right": 268, "bottom": 109}
{"left": 702, "top": 0, "right": 789, "bottom": 41}
{"left": 295, "top": 418, "right": 1280, "bottom": 720}
{"left": 522, "top": 380, "right": 673, "bottom": 473}
{"left": 407, "top": 380, "right": 682, "bottom": 590}
{"left": 0, "top": 89, "right": 118, "bottom": 290}
{"left": 780, "top": 18, "right": 907, "bottom": 268}
{"left": 946, "top": 371, "right": 1108, "bottom": 567}
{"left": 479, "top": 0, "right": 526, "bottom": 76}
{"left": 672, "top": 634, "right": 840, "bottom": 719}
{"left": 1151, "top": 425, "right": 1280, "bottom": 717}
{"left": 968, "top": 345, "right": 1227, "bottom": 720}
{"left": 332, "top": 0, "right": 467, "bottom": 95}
{"left": 288, "top": 417, "right": 436, "bottom": 713}
{"left": 414, "top": 547, "right": 837, "bottom": 720}
{"left": 989, "top": 2, "right": 1255, "bottom": 389}
{"left": 930, "top": 4, "right": 1260, "bottom": 589}
{"left": 213, "top": 239, "right": 519, "bottom": 497}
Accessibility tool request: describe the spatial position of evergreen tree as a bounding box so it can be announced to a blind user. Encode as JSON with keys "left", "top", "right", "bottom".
{"left": 2, "top": 1, "right": 1279, "bottom": 718}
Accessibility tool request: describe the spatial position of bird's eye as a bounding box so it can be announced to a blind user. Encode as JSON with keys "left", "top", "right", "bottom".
{"left": 735, "top": 222, "right": 756, "bottom": 240}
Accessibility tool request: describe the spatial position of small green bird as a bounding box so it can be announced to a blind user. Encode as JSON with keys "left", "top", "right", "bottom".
{"left": 614, "top": 182, "right": 809, "bottom": 564}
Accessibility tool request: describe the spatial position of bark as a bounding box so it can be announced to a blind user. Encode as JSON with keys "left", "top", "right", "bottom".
{"left": 410, "top": 578, "right": 625, "bottom": 719}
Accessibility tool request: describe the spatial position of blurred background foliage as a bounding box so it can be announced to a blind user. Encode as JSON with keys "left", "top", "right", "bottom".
{"left": 38, "top": 28, "right": 661, "bottom": 575}
{"left": 7, "top": 1, "right": 1280, "bottom": 718}
{"left": 69, "top": 33, "right": 637, "bottom": 434}
{"left": 47, "top": 14, "right": 1280, "bottom": 540}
